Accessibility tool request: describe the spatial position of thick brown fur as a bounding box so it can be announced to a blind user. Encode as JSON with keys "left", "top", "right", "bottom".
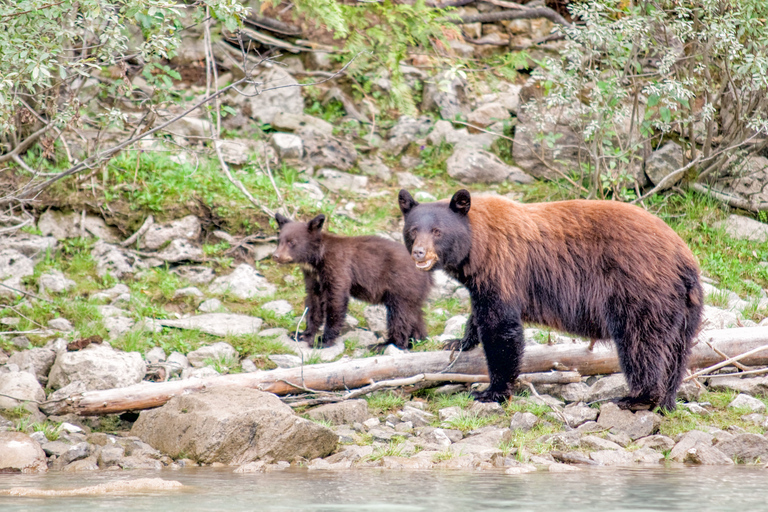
{"left": 273, "top": 213, "right": 432, "bottom": 349}
{"left": 399, "top": 189, "right": 703, "bottom": 411}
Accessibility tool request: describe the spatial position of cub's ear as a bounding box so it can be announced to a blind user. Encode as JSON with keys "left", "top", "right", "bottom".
{"left": 308, "top": 214, "right": 325, "bottom": 232}
{"left": 398, "top": 189, "right": 419, "bottom": 215}
{"left": 275, "top": 212, "right": 290, "bottom": 229}
{"left": 449, "top": 189, "right": 471, "bottom": 216}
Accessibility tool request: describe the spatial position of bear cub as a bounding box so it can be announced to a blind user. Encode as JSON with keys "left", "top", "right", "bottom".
{"left": 273, "top": 213, "right": 432, "bottom": 349}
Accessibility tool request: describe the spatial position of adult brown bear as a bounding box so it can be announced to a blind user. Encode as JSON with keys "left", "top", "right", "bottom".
{"left": 273, "top": 213, "right": 432, "bottom": 349}
{"left": 398, "top": 189, "right": 703, "bottom": 411}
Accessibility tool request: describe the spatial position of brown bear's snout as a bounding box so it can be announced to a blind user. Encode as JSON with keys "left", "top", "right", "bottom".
{"left": 410, "top": 236, "right": 438, "bottom": 271}
{"left": 272, "top": 247, "right": 293, "bottom": 264}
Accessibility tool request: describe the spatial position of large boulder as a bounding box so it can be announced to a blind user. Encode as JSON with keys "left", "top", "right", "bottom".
{"left": 141, "top": 216, "right": 201, "bottom": 250}
{"left": 37, "top": 210, "right": 118, "bottom": 242}
{"left": 715, "top": 433, "right": 768, "bottom": 463}
{"left": 229, "top": 66, "right": 304, "bottom": 125}
{"left": 447, "top": 148, "right": 533, "bottom": 184}
{"left": 9, "top": 347, "right": 57, "bottom": 384}
{"left": 0, "top": 432, "right": 48, "bottom": 473}
{"left": 131, "top": 388, "right": 337, "bottom": 464}
{"left": 301, "top": 130, "right": 357, "bottom": 171}
{"left": 159, "top": 314, "right": 263, "bottom": 338}
{"left": 47, "top": 343, "right": 146, "bottom": 391}
{"left": 0, "top": 249, "right": 35, "bottom": 297}
{"left": 186, "top": 342, "right": 239, "bottom": 367}
{"left": 717, "top": 155, "right": 768, "bottom": 205}
{"left": 714, "top": 214, "right": 768, "bottom": 243}
{"left": 644, "top": 142, "right": 684, "bottom": 187}
{"left": 208, "top": 263, "right": 276, "bottom": 300}
{"left": 512, "top": 105, "right": 581, "bottom": 180}
{"left": 306, "top": 400, "right": 371, "bottom": 425}
{"left": 0, "top": 371, "right": 46, "bottom": 414}
{"left": 596, "top": 402, "right": 661, "bottom": 440}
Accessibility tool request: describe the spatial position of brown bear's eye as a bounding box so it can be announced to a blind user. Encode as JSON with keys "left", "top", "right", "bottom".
{"left": 288, "top": 240, "right": 296, "bottom": 247}
{"left": 432, "top": 228, "right": 441, "bottom": 237}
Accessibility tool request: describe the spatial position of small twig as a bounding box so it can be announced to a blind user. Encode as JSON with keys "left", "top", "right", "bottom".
{"left": 705, "top": 367, "right": 768, "bottom": 378}
{"left": 120, "top": 215, "right": 154, "bottom": 247}
{"left": 685, "top": 344, "right": 768, "bottom": 381}
{"left": 0, "top": 330, "right": 50, "bottom": 336}
{"left": 0, "top": 282, "right": 53, "bottom": 302}
{"left": 632, "top": 157, "right": 702, "bottom": 204}
{"left": 277, "top": 379, "right": 333, "bottom": 395}
{"left": 707, "top": 340, "right": 750, "bottom": 371}
{"left": 443, "top": 7, "right": 572, "bottom": 27}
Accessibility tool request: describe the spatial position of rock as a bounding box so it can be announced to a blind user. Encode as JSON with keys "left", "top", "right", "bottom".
{"left": 420, "top": 428, "right": 453, "bottom": 447}
{"left": 90, "top": 283, "right": 130, "bottom": 302}
{"left": 145, "top": 346, "right": 166, "bottom": 364}
{"left": 272, "top": 112, "right": 333, "bottom": 136}
{"left": 198, "top": 298, "right": 224, "bottom": 313}
{"left": 98, "top": 445, "right": 126, "bottom": 467}
{"left": 384, "top": 116, "right": 434, "bottom": 155}
{"left": 715, "top": 433, "right": 768, "bottom": 463}
{"left": 708, "top": 376, "right": 768, "bottom": 396}
{"left": 512, "top": 105, "right": 581, "bottom": 180}
{"left": 396, "top": 172, "right": 424, "bottom": 189}
{"left": 8, "top": 348, "right": 57, "bottom": 384}
{"left": 306, "top": 400, "right": 370, "bottom": 425}
{"left": 340, "top": 329, "right": 379, "bottom": 348}
{"left": 0, "top": 234, "right": 57, "bottom": 261}
{"left": 700, "top": 305, "right": 740, "bottom": 330}
{"left": 230, "top": 66, "right": 303, "bottom": 125}
{"left": 0, "top": 249, "right": 35, "bottom": 290}
{"left": 103, "top": 315, "right": 135, "bottom": 339}
{"left": 561, "top": 403, "right": 598, "bottom": 427}
{"left": 316, "top": 168, "right": 368, "bottom": 194}
{"left": 683, "top": 442, "right": 734, "bottom": 465}
{"left": 636, "top": 435, "right": 675, "bottom": 451}
{"left": 421, "top": 70, "right": 470, "bottom": 120}
{"left": 166, "top": 352, "right": 190, "bottom": 373}
{"left": 10, "top": 336, "right": 30, "bottom": 349}
{"left": 0, "top": 371, "right": 46, "bottom": 414}
{"left": 714, "top": 214, "right": 768, "bottom": 243}
{"left": 509, "top": 412, "right": 538, "bottom": 432}
{"left": 363, "top": 305, "right": 387, "bottom": 335}
{"left": 48, "top": 343, "right": 146, "bottom": 391}
{"left": 728, "top": 393, "right": 766, "bottom": 412}
{"left": 186, "top": 342, "right": 238, "bottom": 368}
{"left": 48, "top": 317, "right": 74, "bottom": 331}
{"left": 91, "top": 241, "right": 142, "bottom": 278}
{"left": 447, "top": 147, "right": 533, "bottom": 184}
{"left": 633, "top": 447, "right": 665, "bottom": 464}
{"left": 173, "top": 286, "right": 204, "bottom": 299}
{"left": 38, "top": 270, "right": 76, "bottom": 294}
{"left": 427, "top": 120, "right": 497, "bottom": 151}
{"left": 596, "top": 402, "right": 661, "bottom": 440}
{"left": 718, "top": 155, "right": 768, "bottom": 205}
{"left": 268, "top": 354, "right": 302, "bottom": 368}
{"left": 38, "top": 210, "right": 117, "bottom": 241}
{"left": 301, "top": 130, "right": 357, "bottom": 171}
{"left": 167, "top": 115, "right": 212, "bottom": 138}
{"left": 467, "top": 102, "right": 510, "bottom": 128}
{"left": 669, "top": 430, "right": 715, "bottom": 462}
{"left": 261, "top": 300, "right": 293, "bottom": 317}
{"left": 213, "top": 139, "right": 262, "bottom": 166}
{"left": 208, "top": 263, "right": 276, "bottom": 299}
{"left": 400, "top": 406, "right": 435, "bottom": 427}
{"left": 429, "top": 270, "right": 464, "bottom": 300}
{"left": 271, "top": 132, "right": 304, "bottom": 159}
{"left": 496, "top": 83, "right": 522, "bottom": 114}
{"left": 141, "top": 216, "right": 201, "bottom": 251}
{"left": 0, "top": 432, "right": 47, "bottom": 473}
{"left": 442, "top": 315, "right": 467, "bottom": 338}
{"left": 438, "top": 406, "right": 462, "bottom": 422}
{"left": 151, "top": 239, "right": 203, "bottom": 264}
{"left": 131, "top": 388, "right": 337, "bottom": 463}
{"left": 241, "top": 359, "right": 257, "bottom": 373}
{"left": 358, "top": 158, "right": 392, "bottom": 181}
{"left": 172, "top": 266, "right": 215, "bottom": 285}
{"left": 181, "top": 367, "right": 220, "bottom": 380}
{"left": 645, "top": 142, "right": 684, "bottom": 188}
{"left": 589, "top": 449, "right": 635, "bottom": 466}
{"left": 581, "top": 435, "right": 623, "bottom": 451}
{"left": 158, "top": 313, "right": 264, "bottom": 336}
{"left": 585, "top": 374, "right": 629, "bottom": 403}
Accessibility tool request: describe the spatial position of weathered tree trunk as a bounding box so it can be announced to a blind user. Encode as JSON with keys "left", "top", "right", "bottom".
{"left": 42, "top": 327, "right": 768, "bottom": 416}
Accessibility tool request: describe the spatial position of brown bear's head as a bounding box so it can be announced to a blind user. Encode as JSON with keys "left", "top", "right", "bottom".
{"left": 398, "top": 189, "right": 472, "bottom": 273}
{"left": 272, "top": 213, "right": 325, "bottom": 266}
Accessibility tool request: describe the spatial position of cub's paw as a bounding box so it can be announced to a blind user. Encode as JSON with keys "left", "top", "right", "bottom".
{"left": 470, "top": 387, "right": 512, "bottom": 403}
{"left": 442, "top": 338, "right": 478, "bottom": 352}
{"left": 297, "top": 331, "right": 317, "bottom": 344}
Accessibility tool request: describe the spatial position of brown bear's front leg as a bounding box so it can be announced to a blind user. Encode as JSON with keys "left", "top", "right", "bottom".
{"left": 470, "top": 301, "right": 524, "bottom": 403}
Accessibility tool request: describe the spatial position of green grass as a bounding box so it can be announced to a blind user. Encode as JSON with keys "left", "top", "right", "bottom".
{"left": 366, "top": 439, "right": 406, "bottom": 462}
{"left": 32, "top": 421, "right": 63, "bottom": 441}
{"left": 431, "top": 392, "right": 474, "bottom": 412}
{"left": 366, "top": 392, "right": 406, "bottom": 415}
{"left": 706, "top": 289, "right": 731, "bottom": 308}
{"left": 505, "top": 399, "right": 553, "bottom": 417}
{"left": 658, "top": 391, "right": 768, "bottom": 438}
{"left": 431, "top": 450, "right": 457, "bottom": 463}
{"left": 443, "top": 411, "right": 500, "bottom": 433}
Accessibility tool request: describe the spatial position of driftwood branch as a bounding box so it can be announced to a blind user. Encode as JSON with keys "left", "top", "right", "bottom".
{"left": 41, "top": 327, "right": 768, "bottom": 416}
{"left": 690, "top": 183, "right": 768, "bottom": 213}
{"left": 444, "top": 7, "right": 572, "bottom": 27}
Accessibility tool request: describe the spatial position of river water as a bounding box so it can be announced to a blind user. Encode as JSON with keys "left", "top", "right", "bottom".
{"left": 1, "top": 466, "right": 766, "bottom": 511}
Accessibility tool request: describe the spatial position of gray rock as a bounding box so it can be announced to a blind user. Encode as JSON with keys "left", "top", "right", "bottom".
{"left": 271, "top": 132, "right": 304, "bottom": 159}
{"left": 718, "top": 155, "right": 768, "bottom": 205}
{"left": 48, "top": 317, "right": 74, "bottom": 331}
{"left": 198, "top": 298, "right": 224, "bottom": 313}
{"left": 509, "top": 412, "right": 538, "bottom": 432}
{"left": 316, "top": 168, "right": 368, "bottom": 194}
{"left": 92, "top": 241, "right": 142, "bottom": 278}
{"left": 442, "top": 315, "right": 468, "bottom": 338}
{"left": 38, "top": 210, "right": 117, "bottom": 241}
{"left": 173, "top": 286, "right": 204, "bottom": 299}
{"left": 363, "top": 305, "right": 387, "bottom": 336}
{"left": 145, "top": 346, "right": 166, "bottom": 364}
{"left": 561, "top": 403, "right": 599, "bottom": 427}
{"left": 213, "top": 139, "right": 262, "bottom": 166}
{"left": 103, "top": 315, "right": 135, "bottom": 339}
{"left": 0, "top": 432, "right": 48, "bottom": 473}
{"left": 421, "top": 70, "right": 470, "bottom": 120}
{"left": 438, "top": 406, "right": 462, "bottom": 422}
{"left": 636, "top": 435, "right": 675, "bottom": 451}
{"left": 181, "top": 367, "right": 220, "bottom": 380}
{"left": 358, "top": 158, "right": 392, "bottom": 181}
{"left": 262, "top": 300, "right": 293, "bottom": 317}
{"left": 427, "top": 120, "right": 497, "bottom": 151}
{"left": 167, "top": 352, "right": 190, "bottom": 372}
{"left": 384, "top": 116, "right": 434, "bottom": 155}
{"left": 715, "top": 433, "right": 768, "bottom": 463}
{"left": 633, "top": 448, "right": 665, "bottom": 464}
{"left": 709, "top": 376, "right": 768, "bottom": 396}
{"left": 469, "top": 401, "right": 504, "bottom": 417}
{"left": 495, "top": 83, "right": 522, "bottom": 114}
{"left": 167, "top": 115, "right": 212, "bottom": 138}
{"left": 272, "top": 112, "right": 334, "bottom": 136}
{"left": 172, "top": 265, "right": 215, "bottom": 285}
{"left": 306, "top": 400, "right": 370, "bottom": 425}
{"left": 586, "top": 374, "right": 629, "bottom": 403}
{"left": 54, "top": 442, "right": 92, "bottom": 468}
{"left": 241, "top": 359, "right": 257, "bottom": 373}
{"left": 396, "top": 172, "right": 424, "bottom": 189}
{"left": 98, "top": 444, "right": 126, "bottom": 467}
{"left": 682, "top": 442, "right": 734, "bottom": 465}
{"left": 420, "top": 428, "right": 453, "bottom": 447}
{"left": 670, "top": 430, "right": 715, "bottom": 462}
{"left": 9, "top": 348, "right": 56, "bottom": 384}
{"left": 208, "top": 263, "right": 276, "bottom": 299}
{"left": 153, "top": 239, "right": 204, "bottom": 263}
{"left": 340, "top": 329, "right": 379, "bottom": 348}
{"left": 90, "top": 283, "right": 130, "bottom": 302}
{"left": 700, "top": 305, "right": 740, "bottom": 330}
{"left": 48, "top": 344, "right": 146, "bottom": 391}
{"left": 589, "top": 449, "right": 635, "bottom": 466}
{"left": 596, "top": 402, "right": 661, "bottom": 440}
{"left": 714, "top": 214, "right": 768, "bottom": 243}
{"left": 268, "top": 354, "right": 303, "bottom": 368}
{"left": 645, "top": 142, "right": 684, "bottom": 187}
{"left": 38, "top": 270, "right": 76, "bottom": 294}
{"left": 0, "top": 249, "right": 35, "bottom": 283}
{"left": 132, "top": 388, "right": 337, "bottom": 463}
{"left": 230, "top": 66, "right": 303, "bottom": 125}
{"left": 399, "top": 406, "right": 435, "bottom": 427}
{"left": 302, "top": 130, "right": 357, "bottom": 171}
{"left": 0, "top": 234, "right": 57, "bottom": 261}
{"left": 10, "top": 336, "right": 30, "bottom": 350}
{"left": 581, "top": 435, "right": 623, "bottom": 451}
{"left": 429, "top": 270, "right": 464, "bottom": 300}
{"left": 467, "top": 102, "right": 510, "bottom": 128}
{"left": 447, "top": 147, "right": 533, "bottom": 184}
{"left": 728, "top": 393, "right": 766, "bottom": 412}
{"left": 512, "top": 105, "right": 581, "bottom": 180}
{"left": 187, "top": 342, "right": 238, "bottom": 368}
{"left": 141, "top": 216, "right": 201, "bottom": 251}
{"left": 0, "top": 371, "right": 46, "bottom": 414}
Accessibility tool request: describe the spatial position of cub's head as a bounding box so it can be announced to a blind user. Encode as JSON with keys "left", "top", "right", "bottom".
{"left": 272, "top": 213, "right": 325, "bottom": 265}
{"left": 398, "top": 189, "right": 472, "bottom": 272}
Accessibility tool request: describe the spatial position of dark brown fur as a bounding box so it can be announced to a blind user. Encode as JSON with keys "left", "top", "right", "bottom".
{"left": 399, "top": 189, "right": 703, "bottom": 411}
{"left": 273, "top": 213, "right": 432, "bottom": 348}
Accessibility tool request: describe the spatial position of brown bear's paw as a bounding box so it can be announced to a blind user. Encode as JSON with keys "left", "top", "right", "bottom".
{"left": 612, "top": 396, "right": 657, "bottom": 412}
{"left": 442, "top": 338, "right": 479, "bottom": 352}
{"left": 471, "top": 386, "right": 512, "bottom": 403}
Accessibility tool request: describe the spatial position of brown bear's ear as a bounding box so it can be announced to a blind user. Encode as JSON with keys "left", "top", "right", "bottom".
{"left": 398, "top": 189, "right": 419, "bottom": 215}
{"left": 308, "top": 214, "right": 325, "bottom": 232}
{"left": 449, "top": 189, "right": 471, "bottom": 216}
{"left": 275, "top": 212, "right": 290, "bottom": 229}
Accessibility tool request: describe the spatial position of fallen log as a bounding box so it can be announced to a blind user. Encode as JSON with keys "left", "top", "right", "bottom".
{"left": 42, "top": 327, "right": 768, "bottom": 416}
